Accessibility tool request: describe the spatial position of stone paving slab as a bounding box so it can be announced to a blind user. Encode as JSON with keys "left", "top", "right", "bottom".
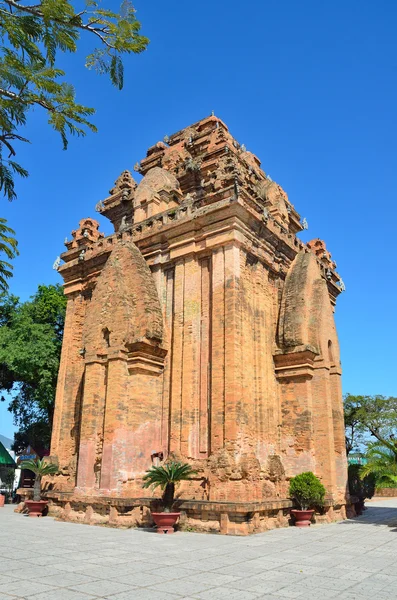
{"left": 0, "top": 499, "right": 397, "bottom": 599}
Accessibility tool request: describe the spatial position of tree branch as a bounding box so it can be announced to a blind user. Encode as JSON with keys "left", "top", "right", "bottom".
{"left": 368, "top": 426, "right": 397, "bottom": 457}
{"left": 3, "top": 0, "right": 117, "bottom": 49}
{"left": 0, "top": 134, "right": 16, "bottom": 157}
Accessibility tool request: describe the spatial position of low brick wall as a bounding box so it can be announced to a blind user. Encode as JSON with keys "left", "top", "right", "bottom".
{"left": 375, "top": 488, "right": 397, "bottom": 497}
{"left": 45, "top": 492, "right": 348, "bottom": 535}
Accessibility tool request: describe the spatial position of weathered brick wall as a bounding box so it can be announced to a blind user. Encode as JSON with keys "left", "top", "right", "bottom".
{"left": 50, "top": 293, "right": 87, "bottom": 491}
{"left": 50, "top": 115, "right": 348, "bottom": 516}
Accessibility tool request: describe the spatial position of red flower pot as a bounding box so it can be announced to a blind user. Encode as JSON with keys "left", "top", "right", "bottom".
{"left": 291, "top": 509, "right": 315, "bottom": 527}
{"left": 25, "top": 500, "right": 48, "bottom": 517}
{"left": 0, "top": 494, "right": 5, "bottom": 507}
{"left": 151, "top": 512, "right": 180, "bottom": 534}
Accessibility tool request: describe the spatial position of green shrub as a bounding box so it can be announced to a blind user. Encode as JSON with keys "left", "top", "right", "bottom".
{"left": 289, "top": 471, "right": 326, "bottom": 510}
{"left": 348, "top": 464, "right": 375, "bottom": 500}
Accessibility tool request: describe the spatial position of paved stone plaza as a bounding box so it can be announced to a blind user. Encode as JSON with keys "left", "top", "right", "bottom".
{"left": 1, "top": 499, "right": 397, "bottom": 600}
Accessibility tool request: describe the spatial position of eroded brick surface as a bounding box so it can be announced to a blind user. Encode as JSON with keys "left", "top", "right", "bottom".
{"left": 49, "top": 116, "right": 348, "bottom": 532}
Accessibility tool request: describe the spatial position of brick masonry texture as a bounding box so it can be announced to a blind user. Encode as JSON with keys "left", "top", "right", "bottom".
{"left": 47, "top": 116, "right": 348, "bottom": 534}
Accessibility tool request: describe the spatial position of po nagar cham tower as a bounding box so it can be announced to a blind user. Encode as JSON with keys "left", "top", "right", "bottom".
{"left": 48, "top": 115, "right": 348, "bottom": 534}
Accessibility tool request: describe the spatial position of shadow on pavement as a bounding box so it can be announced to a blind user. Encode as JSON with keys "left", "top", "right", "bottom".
{"left": 341, "top": 503, "right": 397, "bottom": 531}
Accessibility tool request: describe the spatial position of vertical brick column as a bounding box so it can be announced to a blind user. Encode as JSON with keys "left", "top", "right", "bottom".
{"left": 181, "top": 256, "right": 201, "bottom": 457}
{"left": 199, "top": 257, "right": 211, "bottom": 457}
{"left": 100, "top": 354, "right": 129, "bottom": 490}
{"left": 274, "top": 351, "right": 316, "bottom": 476}
{"left": 76, "top": 360, "right": 107, "bottom": 490}
{"left": 329, "top": 363, "right": 348, "bottom": 496}
{"left": 224, "top": 244, "right": 243, "bottom": 443}
{"left": 211, "top": 248, "right": 225, "bottom": 451}
{"left": 241, "top": 260, "right": 256, "bottom": 438}
{"left": 160, "top": 268, "right": 175, "bottom": 455}
{"left": 311, "top": 364, "right": 337, "bottom": 494}
{"left": 50, "top": 293, "right": 86, "bottom": 488}
{"left": 51, "top": 295, "right": 76, "bottom": 458}
{"left": 169, "top": 259, "right": 185, "bottom": 453}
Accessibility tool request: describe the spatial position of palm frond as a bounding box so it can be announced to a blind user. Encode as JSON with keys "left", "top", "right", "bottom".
{"left": 19, "top": 457, "right": 58, "bottom": 476}
{"left": 142, "top": 461, "right": 197, "bottom": 491}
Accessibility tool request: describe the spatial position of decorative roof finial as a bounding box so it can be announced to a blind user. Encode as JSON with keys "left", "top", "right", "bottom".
{"left": 52, "top": 256, "right": 61, "bottom": 271}
{"left": 302, "top": 217, "right": 308, "bottom": 230}
{"left": 109, "top": 170, "right": 136, "bottom": 195}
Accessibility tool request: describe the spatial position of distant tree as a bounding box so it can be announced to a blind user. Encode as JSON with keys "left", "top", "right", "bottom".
{"left": 0, "top": 0, "right": 149, "bottom": 201}
{"left": 0, "top": 284, "right": 66, "bottom": 446}
{"left": 344, "top": 394, "right": 397, "bottom": 459}
{"left": 11, "top": 418, "right": 51, "bottom": 453}
{"left": 0, "top": 465, "right": 16, "bottom": 501}
{"left": 0, "top": 217, "right": 18, "bottom": 291}
{"left": 344, "top": 396, "right": 363, "bottom": 456}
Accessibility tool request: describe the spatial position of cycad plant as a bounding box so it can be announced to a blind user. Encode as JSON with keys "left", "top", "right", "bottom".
{"left": 0, "top": 217, "right": 18, "bottom": 291}
{"left": 142, "top": 461, "right": 197, "bottom": 512}
{"left": 20, "top": 458, "right": 58, "bottom": 501}
{"left": 360, "top": 443, "right": 397, "bottom": 488}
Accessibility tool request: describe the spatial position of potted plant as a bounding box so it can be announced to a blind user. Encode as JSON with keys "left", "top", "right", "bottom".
{"left": 19, "top": 458, "right": 58, "bottom": 517}
{"left": 142, "top": 460, "right": 196, "bottom": 534}
{"left": 289, "top": 471, "right": 325, "bottom": 527}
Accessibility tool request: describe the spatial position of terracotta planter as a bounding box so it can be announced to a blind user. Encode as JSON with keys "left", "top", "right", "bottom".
{"left": 0, "top": 494, "right": 5, "bottom": 507}
{"left": 25, "top": 500, "right": 48, "bottom": 517}
{"left": 291, "top": 509, "right": 315, "bottom": 527}
{"left": 151, "top": 512, "right": 180, "bottom": 534}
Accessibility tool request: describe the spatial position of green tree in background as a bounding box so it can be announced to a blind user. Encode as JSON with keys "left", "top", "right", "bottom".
{"left": 0, "top": 284, "right": 66, "bottom": 450}
{"left": 344, "top": 394, "right": 397, "bottom": 459}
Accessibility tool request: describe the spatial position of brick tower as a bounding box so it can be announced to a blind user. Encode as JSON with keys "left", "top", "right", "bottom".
{"left": 48, "top": 116, "right": 348, "bottom": 533}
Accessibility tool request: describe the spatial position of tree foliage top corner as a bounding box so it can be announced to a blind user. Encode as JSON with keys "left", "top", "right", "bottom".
{"left": 0, "top": 0, "right": 149, "bottom": 200}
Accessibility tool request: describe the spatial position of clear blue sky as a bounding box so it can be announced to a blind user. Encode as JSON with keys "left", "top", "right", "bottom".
{"left": 1, "top": 0, "right": 396, "bottom": 438}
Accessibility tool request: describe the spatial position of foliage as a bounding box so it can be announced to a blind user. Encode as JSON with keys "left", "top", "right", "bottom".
{"left": 343, "top": 394, "right": 397, "bottom": 459}
{"left": 142, "top": 461, "right": 197, "bottom": 512}
{"left": 0, "top": 465, "right": 15, "bottom": 501}
{"left": 289, "top": 471, "right": 326, "bottom": 511}
{"left": 360, "top": 443, "right": 397, "bottom": 489}
{"left": 348, "top": 463, "right": 375, "bottom": 501}
{"left": 0, "top": 0, "right": 149, "bottom": 201}
{"left": 344, "top": 394, "right": 365, "bottom": 455}
{"left": 12, "top": 418, "right": 51, "bottom": 453}
{"left": 19, "top": 457, "right": 57, "bottom": 500}
{"left": 0, "top": 217, "right": 18, "bottom": 292}
{"left": 0, "top": 284, "right": 66, "bottom": 442}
